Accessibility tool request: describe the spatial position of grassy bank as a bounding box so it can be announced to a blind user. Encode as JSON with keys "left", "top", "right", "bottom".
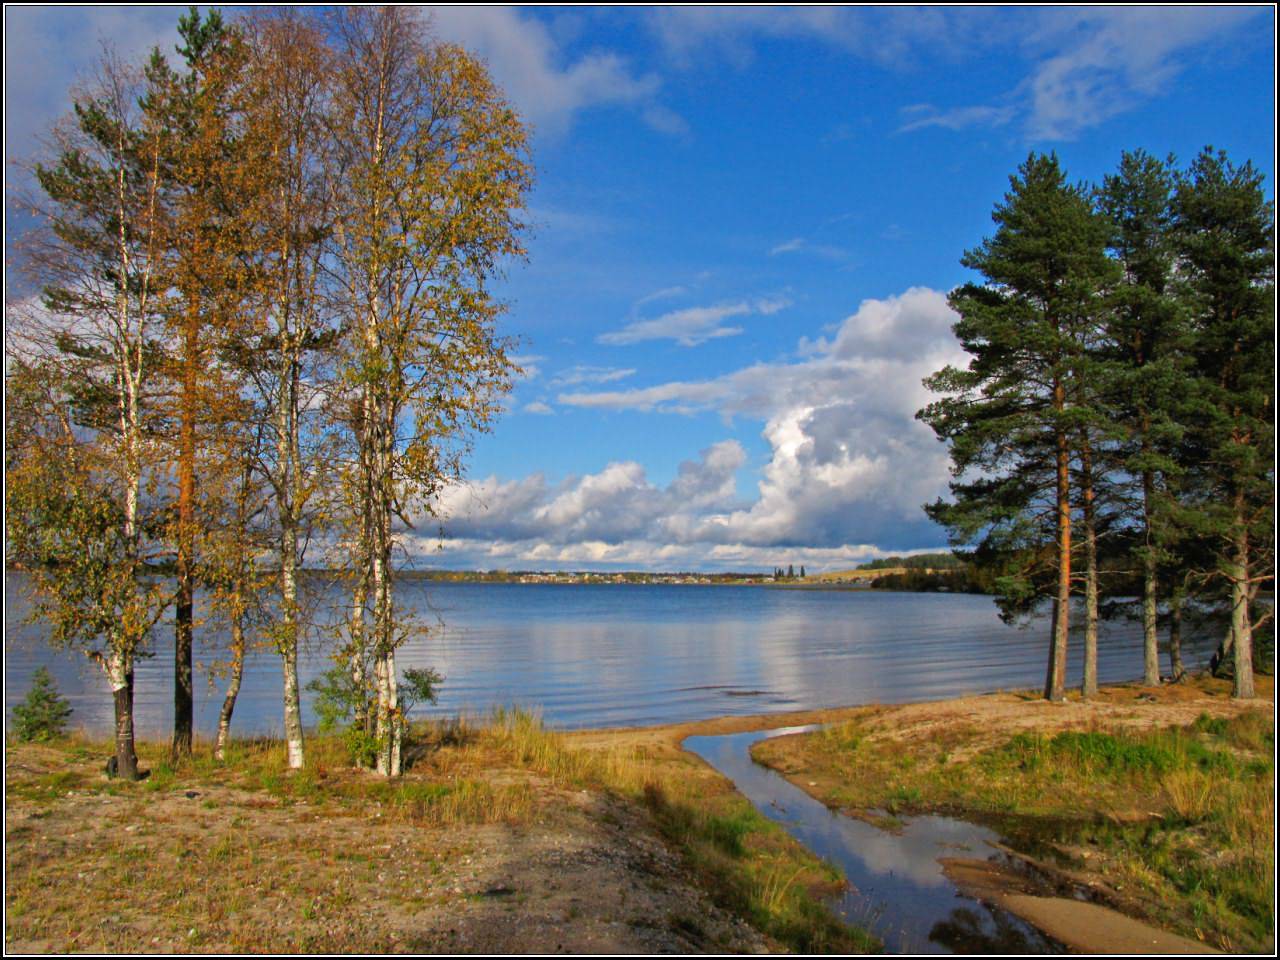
{"left": 752, "top": 676, "right": 1275, "bottom": 953}
{"left": 6, "top": 709, "right": 875, "bottom": 954}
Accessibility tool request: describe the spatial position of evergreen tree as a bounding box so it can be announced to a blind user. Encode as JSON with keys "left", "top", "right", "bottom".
{"left": 1172, "top": 148, "right": 1275, "bottom": 698}
{"left": 919, "top": 153, "right": 1117, "bottom": 701}
{"left": 140, "top": 7, "right": 257, "bottom": 759}
{"left": 1096, "top": 150, "right": 1188, "bottom": 686}
{"left": 11, "top": 668, "right": 74, "bottom": 742}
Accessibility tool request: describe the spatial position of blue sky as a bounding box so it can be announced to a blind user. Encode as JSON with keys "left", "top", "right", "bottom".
{"left": 5, "top": 6, "right": 1276, "bottom": 572}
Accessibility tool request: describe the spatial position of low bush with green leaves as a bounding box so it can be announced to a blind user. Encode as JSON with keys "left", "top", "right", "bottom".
{"left": 306, "top": 663, "right": 443, "bottom": 767}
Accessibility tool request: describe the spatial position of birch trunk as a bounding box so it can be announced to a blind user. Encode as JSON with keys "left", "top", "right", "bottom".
{"left": 215, "top": 618, "right": 245, "bottom": 761}
{"left": 107, "top": 650, "right": 140, "bottom": 781}
{"left": 349, "top": 568, "right": 370, "bottom": 742}
{"left": 279, "top": 500, "right": 305, "bottom": 769}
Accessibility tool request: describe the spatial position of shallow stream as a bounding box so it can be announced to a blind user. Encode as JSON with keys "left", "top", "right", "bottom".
{"left": 683, "top": 726, "right": 1068, "bottom": 954}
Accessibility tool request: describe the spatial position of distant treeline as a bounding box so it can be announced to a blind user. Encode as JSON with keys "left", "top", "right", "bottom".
{"left": 857, "top": 553, "right": 965, "bottom": 571}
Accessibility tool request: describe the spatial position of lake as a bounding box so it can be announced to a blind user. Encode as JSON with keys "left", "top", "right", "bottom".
{"left": 4, "top": 572, "right": 1216, "bottom": 737}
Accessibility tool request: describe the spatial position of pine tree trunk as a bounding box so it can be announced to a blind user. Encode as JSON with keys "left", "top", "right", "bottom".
{"left": 1168, "top": 590, "right": 1186, "bottom": 683}
{"left": 1081, "top": 440, "right": 1099, "bottom": 698}
{"left": 1045, "top": 388, "right": 1071, "bottom": 703}
{"left": 1230, "top": 489, "right": 1255, "bottom": 699}
{"left": 173, "top": 307, "right": 198, "bottom": 761}
{"left": 1141, "top": 467, "right": 1160, "bottom": 685}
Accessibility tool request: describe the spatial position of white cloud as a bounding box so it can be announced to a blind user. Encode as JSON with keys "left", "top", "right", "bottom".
{"left": 4, "top": 7, "right": 184, "bottom": 176}
{"left": 1018, "top": 8, "right": 1256, "bottom": 140}
{"left": 550, "top": 365, "right": 637, "bottom": 387}
{"left": 897, "top": 104, "right": 1017, "bottom": 134}
{"left": 437, "top": 440, "right": 749, "bottom": 549}
{"left": 635, "top": 285, "right": 689, "bottom": 307}
{"left": 649, "top": 7, "right": 983, "bottom": 71}
{"left": 510, "top": 354, "right": 545, "bottom": 380}
{"left": 522, "top": 401, "right": 554, "bottom": 415}
{"left": 424, "top": 6, "right": 680, "bottom": 137}
{"left": 894, "top": 7, "right": 1265, "bottom": 141}
{"left": 768, "top": 237, "right": 852, "bottom": 261}
{"left": 647, "top": 6, "right": 1265, "bottom": 143}
{"left": 435, "top": 287, "right": 965, "bottom": 566}
{"left": 411, "top": 535, "right": 894, "bottom": 574}
{"left": 599, "top": 297, "right": 791, "bottom": 347}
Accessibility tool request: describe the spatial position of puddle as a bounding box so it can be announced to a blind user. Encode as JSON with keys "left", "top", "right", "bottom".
{"left": 683, "top": 726, "right": 1066, "bottom": 954}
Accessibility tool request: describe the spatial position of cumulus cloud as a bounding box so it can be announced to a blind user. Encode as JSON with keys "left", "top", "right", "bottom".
{"left": 522, "top": 401, "right": 555, "bottom": 415}
{"left": 437, "top": 440, "right": 748, "bottom": 549}
{"left": 599, "top": 296, "right": 790, "bottom": 347}
{"left": 432, "top": 287, "right": 967, "bottom": 569}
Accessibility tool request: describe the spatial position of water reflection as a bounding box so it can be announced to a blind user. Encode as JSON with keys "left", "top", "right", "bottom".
{"left": 5, "top": 574, "right": 1215, "bottom": 737}
{"left": 684, "top": 727, "right": 1064, "bottom": 954}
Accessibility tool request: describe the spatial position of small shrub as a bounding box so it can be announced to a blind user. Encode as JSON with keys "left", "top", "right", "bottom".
{"left": 307, "top": 664, "right": 444, "bottom": 768}
{"left": 11, "top": 668, "right": 73, "bottom": 742}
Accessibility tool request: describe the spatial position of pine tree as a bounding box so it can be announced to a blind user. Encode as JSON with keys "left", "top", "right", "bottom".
{"left": 919, "top": 153, "right": 1117, "bottom": 701}
{"left": 12, "top": 668, "right": 74, "bottom": 742}
{"left": 1096, "top": 150, "right": 1188, "bottom": 686}
{"left": 140, "top": 7, "right": 257, "bottom": 759}
{"left": 1172, "top": 148, "right": 1274, "bottom": 699}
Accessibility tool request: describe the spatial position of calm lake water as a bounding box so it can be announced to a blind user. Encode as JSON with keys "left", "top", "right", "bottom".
{"left": 4, "top": 572, "right": 1215, "bottom": 738}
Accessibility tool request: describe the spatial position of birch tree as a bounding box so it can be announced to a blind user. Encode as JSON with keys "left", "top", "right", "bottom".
{"left": 328, "top": 7, "right": 532, "bottom": 774}
{"left": 231, "top": 8, "right": 339, "bottom": 768}
{"left": 7, "top": 49, "right": 171, "bottom": 779}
